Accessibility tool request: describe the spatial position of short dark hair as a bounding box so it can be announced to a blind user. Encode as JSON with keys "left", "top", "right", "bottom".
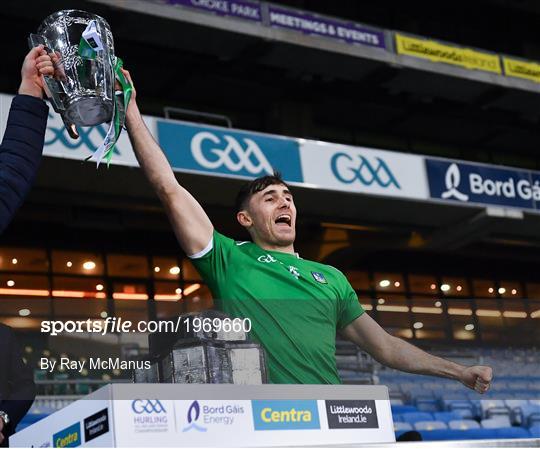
{"left": 235, "top": 171, "right": 291, "bottom": 212}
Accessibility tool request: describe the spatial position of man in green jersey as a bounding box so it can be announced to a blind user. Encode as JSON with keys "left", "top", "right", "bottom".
{"left": 123, "top": 70, "right": 492, "bottom": 392}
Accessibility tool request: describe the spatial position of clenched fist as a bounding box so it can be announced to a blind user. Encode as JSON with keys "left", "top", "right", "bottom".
{"left": 459, "top": 365, "right": 493, "bottom": 394}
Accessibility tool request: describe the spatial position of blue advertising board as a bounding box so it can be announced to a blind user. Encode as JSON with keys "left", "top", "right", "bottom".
{"left": 157, "top": 121, "right": 303, "bottom": 182}
{"left": 426, "top": 158, "right": 540, "bottom": 210}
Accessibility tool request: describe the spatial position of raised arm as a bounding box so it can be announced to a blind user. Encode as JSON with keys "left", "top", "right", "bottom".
{"left": 0, "top": 46, "right": 53, "bottom": 234}
{"left": 123, "top": 70, "right": 213, "bottom": 255}
{"left": 341, "top": 313, "right": 492, "bottom": 394}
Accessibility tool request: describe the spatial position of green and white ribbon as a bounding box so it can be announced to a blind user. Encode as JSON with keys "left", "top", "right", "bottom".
{"left": 89, "top": 56, "right": 132, "bottom": 167}
{"left": 78, "top": 21, "right": 132, "bottom": 167}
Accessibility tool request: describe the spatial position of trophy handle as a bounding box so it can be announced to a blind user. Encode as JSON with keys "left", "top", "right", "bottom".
{"left": 28, "top": 33, "right": 66, "bottom": 113}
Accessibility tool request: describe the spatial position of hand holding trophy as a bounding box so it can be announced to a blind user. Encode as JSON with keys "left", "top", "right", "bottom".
{"left": 29, "top": 10, "right": 132, "bottom": 166}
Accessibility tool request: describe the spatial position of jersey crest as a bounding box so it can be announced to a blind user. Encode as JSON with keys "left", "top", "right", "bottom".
{"left": 311, "top": 271, "right": 328, "bottom": 284}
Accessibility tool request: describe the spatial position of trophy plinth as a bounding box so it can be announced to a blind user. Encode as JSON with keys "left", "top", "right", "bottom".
{"left": 132, "top": 359, "right": 160, "bottom": 384}
{"left": 134, "top": 311, "right": 268, "bottom": 385}
{"left": 161, "top": 340, "right": 266, "bottom": 385}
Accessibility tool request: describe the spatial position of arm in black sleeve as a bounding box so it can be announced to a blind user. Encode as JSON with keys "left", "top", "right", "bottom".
{"left": 0, "top": 94, "right": 48, "bottom": 234}
{"left": 0, "top": 327, "right": 36, "bottom": 437}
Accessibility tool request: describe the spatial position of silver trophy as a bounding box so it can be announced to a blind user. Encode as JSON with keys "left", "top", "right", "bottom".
{"left": 29, "top": 10, "right": 116, "bottom": 140}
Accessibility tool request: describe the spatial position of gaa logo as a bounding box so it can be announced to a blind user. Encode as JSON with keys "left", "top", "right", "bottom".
{"left": 45, "top": 112, "right": 121, "bottom": 157}
{"left": 131, "top": 399, "right": 166, "bottom": 414}
{"left": 257, "top": 254, "right": 277, "bottom": 263}
{"left": 131, "top": 399, "right": 168, "bottom": 432}
{"left": 191, "top": 131, "right": 273, "bottom": 175}
{"left": 330, "top": 152, "right": 400, "bottom": 188}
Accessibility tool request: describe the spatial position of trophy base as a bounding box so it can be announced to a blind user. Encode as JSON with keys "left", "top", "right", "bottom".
{"left": 65, "top": 96, "right": 113, "bottom": 127}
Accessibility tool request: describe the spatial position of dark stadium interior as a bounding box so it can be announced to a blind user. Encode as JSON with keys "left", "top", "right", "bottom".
{"left": 1, "top": 0, "right": 539, "bottom": 443}
{"left": 270, "top": 0, "right": 540, "bottom": 59}
{"left": 1, "top": 0, "right": 539, "bottom": 344}
{"left": 0, "top": 0, "right": 540, "bottom": 354}
{"left": 3, "top": 0, "right": 540, "bottom": 167}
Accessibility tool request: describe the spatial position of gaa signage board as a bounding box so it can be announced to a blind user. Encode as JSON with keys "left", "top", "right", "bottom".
{"left": 156, "top": 120, "right": 304, "bottom": 182}
{"left": 299, "top": 140, "right": 429, "bottom": 199}
{"left": 11, "top": 384, "right": 395, "bottom": 447}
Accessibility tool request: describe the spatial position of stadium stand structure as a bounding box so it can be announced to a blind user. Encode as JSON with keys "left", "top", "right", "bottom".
{"left": 336, "top": 338, "right": 540, "bottom": 441}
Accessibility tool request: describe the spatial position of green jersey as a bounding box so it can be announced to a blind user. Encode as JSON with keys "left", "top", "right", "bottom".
{"left": 190, "top": 230, "right": 364, "bottom": 384}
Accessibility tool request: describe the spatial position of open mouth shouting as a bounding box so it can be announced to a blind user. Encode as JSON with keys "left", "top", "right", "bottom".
{"left": 274, "top": 213, "right": 292, "bottom": 228}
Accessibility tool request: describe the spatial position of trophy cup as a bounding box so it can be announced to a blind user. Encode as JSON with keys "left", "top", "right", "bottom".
{"left": 29, "top": 10, "right": 131, "bottom": 165}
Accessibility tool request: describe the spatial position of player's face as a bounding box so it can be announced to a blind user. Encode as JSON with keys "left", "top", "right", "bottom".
{"left": 246, "top": 184, "right": 296, "bottom": 247}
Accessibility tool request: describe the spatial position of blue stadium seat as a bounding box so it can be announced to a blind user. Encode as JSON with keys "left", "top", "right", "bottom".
{"left": 509, "top": 381, "right": 529, "bottom": 390}
{"left": 529, "top": 425, "right": 540, "bottom": 438}
{"left": 493, "top": 427, "right": 531, "bottom": 439}
{"left": 505, "top": 399, "right": 529, "bottom": 410}
{"left": 433, "top": 411, "right": 465, "bottom": 423}
{"left": 448, "top": 419, "right": 481, "bottom": 430}
{"left": 480, "top": 399, "right": 509, "bottom": 418}
{"left": 515, "top": 403, "right": 540, "bottom": 426}
{"left": 481, "top": 416, "right": 511, "bottom": 428}
{"left": 408, "top": 388, "right": 435, "bottom": 404}
{"left": 414, "top": 420, "right": 447, "bottom": 431}
{"left": 414, "top": 397, "right": 439, "bottom": 412}
{"left": 491, "top": 381, "right": 508, "bottom": 391}
{"left": 419, "top": 428, "right": 497, "bottom": 441}
{"left": 391, "top": 405, "right": 418, "bottom": 415}
{"left": 394, "top": 422, "right": 413, "bottom": 431}
{"left": 450, "top": 408, "right": 475, "bottom": 419}
{"left": 445, "top": 400, "right": 475, "bottom": 418}
{"left": 529, "top": 412, "right": 540, "bottom": 427}
{"left": 442, "top": 395, "right": 469, "bottom": 406}
{"left": 400, "top": 412, "right": 434, "bottom": 424}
